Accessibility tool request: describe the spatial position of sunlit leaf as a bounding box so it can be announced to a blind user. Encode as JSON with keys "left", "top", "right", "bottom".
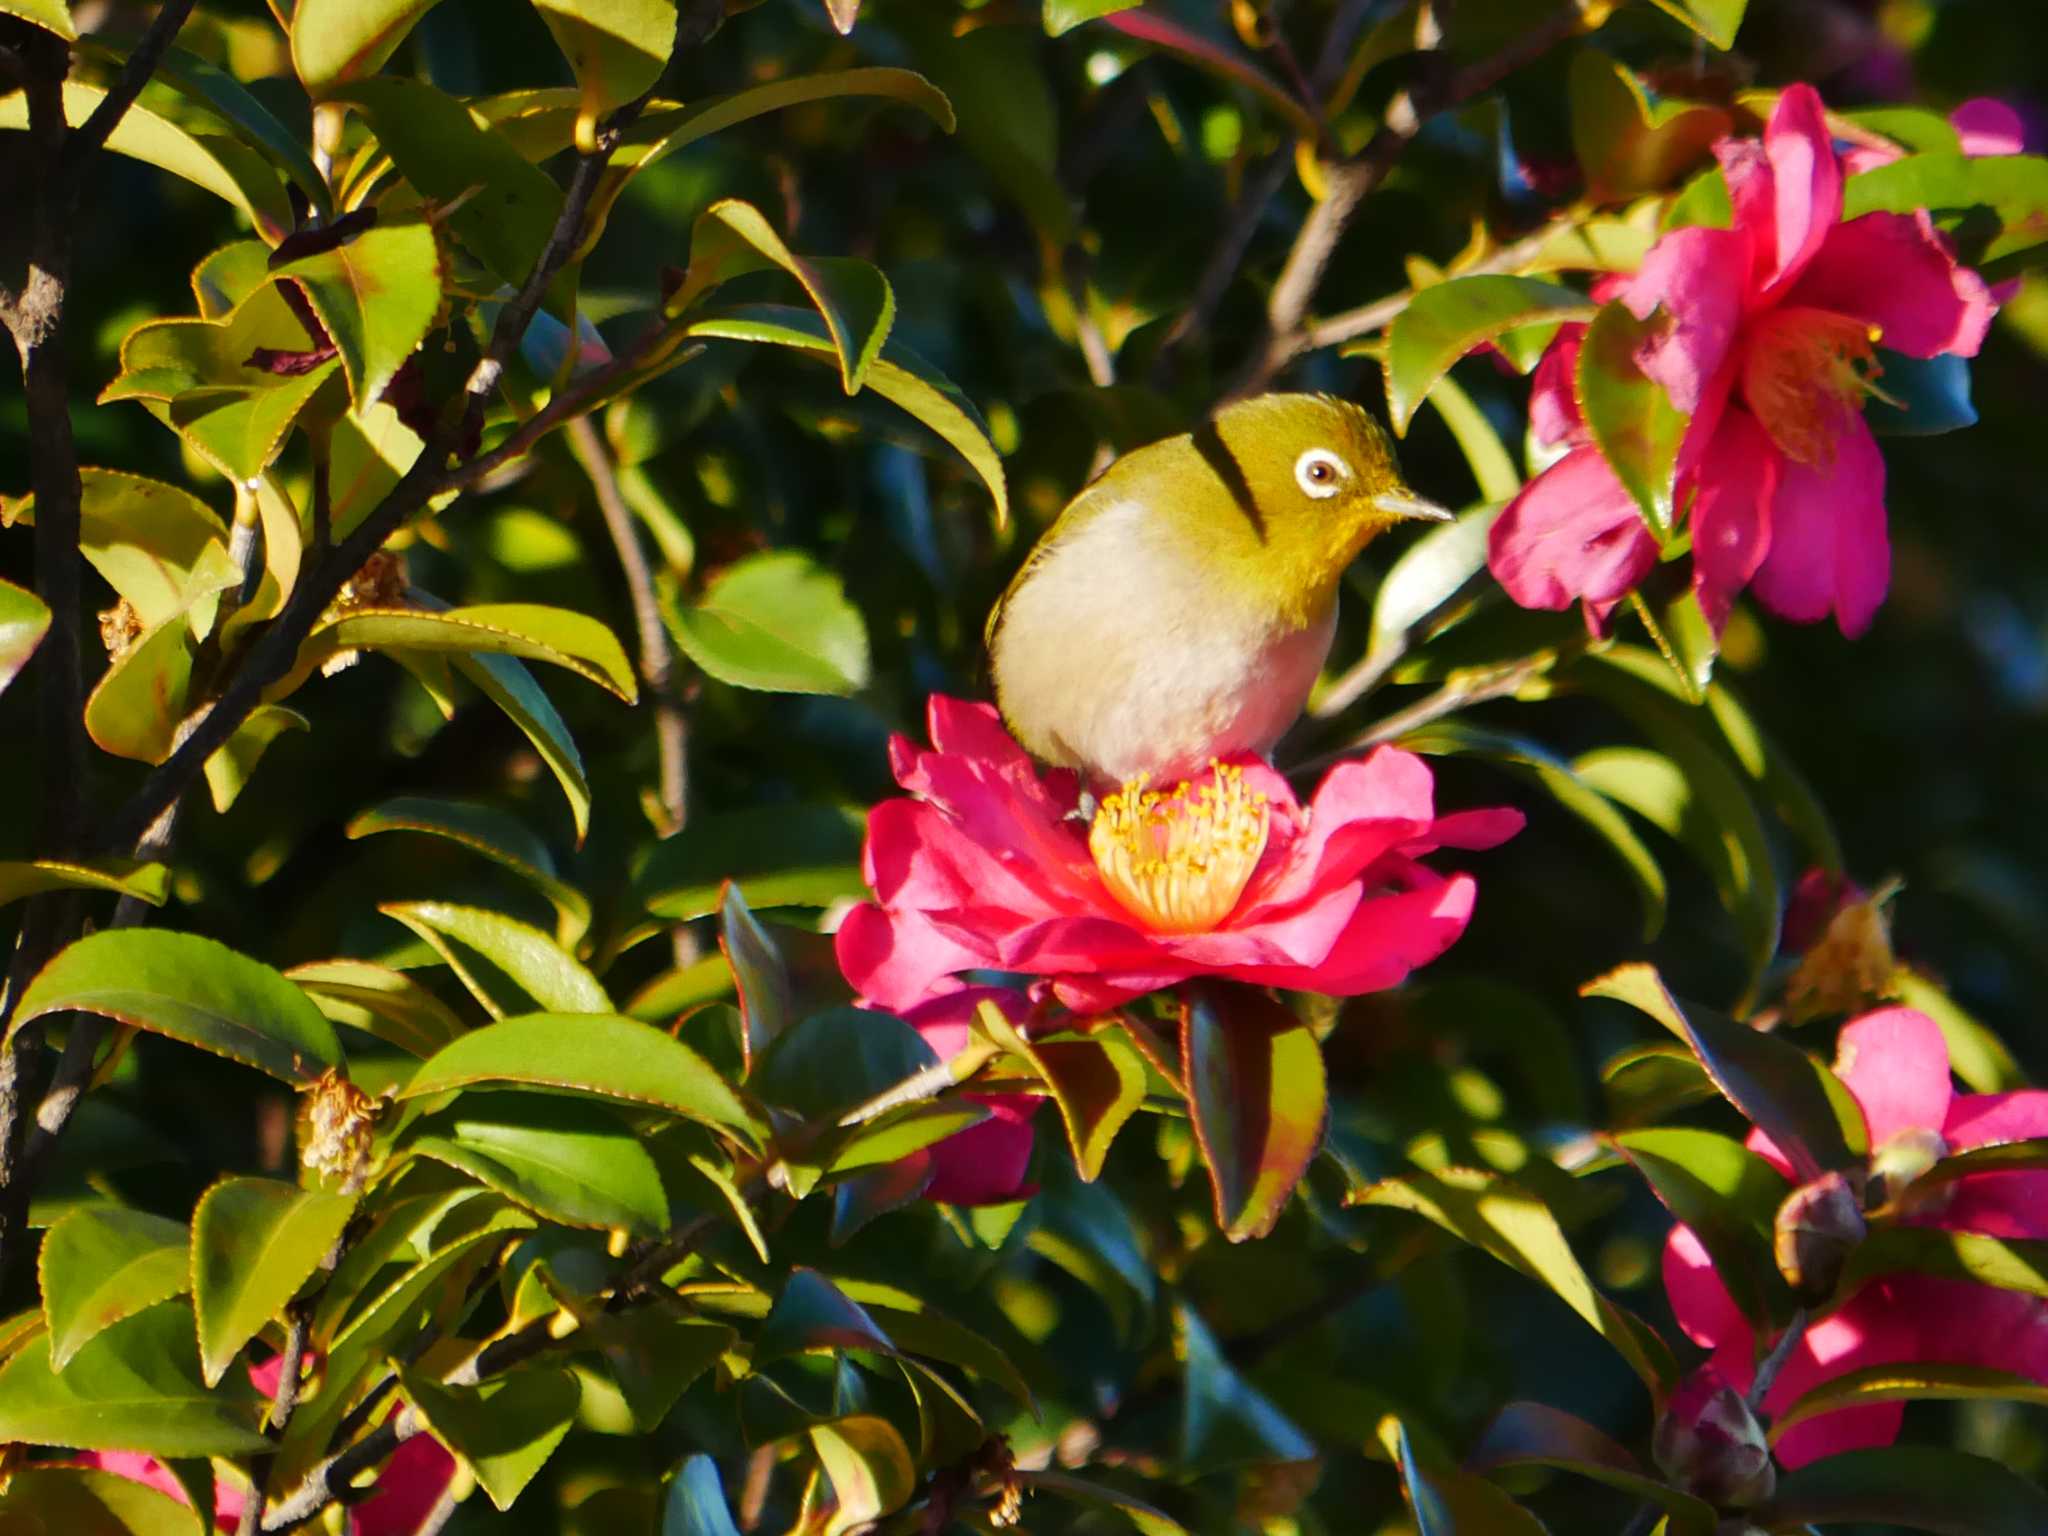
{"left": 381, "top": 901, "right": 609, "bottom": 1018}
{"left": 0, "top": 0, "right": 73, "bottom": 38}
{"left": 406, "top": 1092, "right": 670, "bottom": 1235}
{"left": 0, "top": 1466, "right": 201, "bottom": 1536}
{"left": 1772, "top": 1363, "right": 2048, "bottom": 1445}
{"left": 288, "top": 959, "right": 467, "bottom": 1058}
{"left": 292, "top": 0, "right": 448, "bottom": 96}
{"left": 1612, "top": 1127, "right": 1787, "bottom": 1329}
{"left": 662, "top": 551, "right": 871, "bottom": 696}
{"left": 1578, "top": 300, "right": 1686, "bottom": 534}
{"left": 1643, "top": 0, "right": 1749, "bottom": 48}
{"left": 533, "top": 0, "right": 676, "bottom": 130}
{"left": 811, "top": 1414, "right": 916, "bottom": 1534}
{"left": 272, "top": 220, "right": 446, "bottom": 411}
{"left": 348, "top": 796, "right": 591, "bottom": 945}
{"left": 192, "top": 1179, "right": 356, "bottom": 1386}
{"left": 1180, "top": 984, "right": 1325, "bottom": 1242}
{"left": 0, "top": 858, "right": 168, "bottom": 910}
{"left": 458, "top": 652, "right": 592, "bottom": 843}
{"left": 1569, "top": 51, "right": 1732, "bottom": 203}
{"left": 16, "top": 930, "right": 342, "bottom": 1084}
{"left": 290, "top": 603, "right": 637, "bottom": 701}
{"left": 1384, "top": 276, "right": 1593, "bottom": 433}
{"left": 399, "top": 1365, "right": 580, "bottom": 1509}
{"left": 0, "top": 578, "right": 50, "bottom": 700}
{"left": 38, "top": 1208, "right": 189, "bottom": 1373}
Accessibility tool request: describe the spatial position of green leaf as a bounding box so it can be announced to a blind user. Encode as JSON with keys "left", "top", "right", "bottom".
{"left": 1424, "top": 374, "right": 1520, "bottom": 503}
{"left": 1179, "top": 1304, "right": 1314, "bottom": 1471}
{"left": 1352, "top": 1165, "right": 1673, "bottom": 1395}
{"left": 1585, "top": 963, "right": 1866, "bottom": 1180}
{"left": 1044, "top": 0, "right": 1141, "bottom": 35}
{"left": 1180, "top": 984, "right": 1326, "bottom": 1243}
{"left": 293, "top": 603, "right": 637, "bottom": 701}
{"left": 673, "top": 202, "right": 895, "bottom": 395}
{"left": 292, "top": 0, "right": 448, "bottom": 97}
{"left": 0, "top": 858, "right": 168, "bottom": 910}
{"left": 1016, "top": 1471, "right": 1189, "bottom": 1535}
{"left": 190, "top": 1179, "right": 356, "bottom": 1387}
{"left": 203, "top": 704, "right": 308, "bottom": 813}
{"left": 164, "top": 363, "right": 341, "bottom": 482}
{"left": 588, "top": 1310, "right": 732, "bottom": 1432}
{"left": 665, "top": 1454, "right": 744, "bottom": 1536}
{"left": 272, "top": 220, "right": 446, "bottom": 411}
{"left": 406, "top": 1092, "right": 670, "bottom": 1235}
{"left": 1009, "top": 1026, "right": 1144, "bottom": 1183}
{"left": 458, "top": 652, "right": 592, "bottom": 843}
{"left": 84, "top": 609, "right": 196, "bottom": 765}
{"left": 640, "top": 804, "right": 866, "bottom": 921}
{"left": 1578, "top": 299, "right": 1687, "bottom": 534}
{"left": 1845, "top": 152, "right": 2048, "bottom": 268}
{"left": 326, "top": 77, "right": 562, "bottom": 291}
{"left": 288, "top": 959, "right": 467, "bottom": 1058}
{"left": 0, "top": 0, "right": 73, "bottom": 38}
{"left": 399, "top": 1366, "right": 580, "bottom": 1510}
{"left": 16, "top": 930, "right": 342, "bottom": 1085}
{"left": 533, "top": 0, "right": 675, "bottom": 125}
{"left": 1383, "top": 276, "right": 1594, "bottom": 433}
{"left": 1568, "top": 51, "right": 1732, "bottom": 203}
{"left": 1761, "top": 1446, "right": 2048, "bottom": 1534}
{"left": 0, "top": 1466, "right": 204, "bottom": 1536}
{"left": 1844, "top": 1226, "right": 2048, "bottom": 1300}
{"left": 0, "top": 1300, "right": 267, "bottom": 1457}
{"left": 827, "top": 1101, "right": 988, "bottom": 1173}
{"left": 1644, "top": 0, "right": 1748, "bottom": 48}
{"left": 0, "top": 83, "right": 292, "bottom": 240}
{"left": 862, "top": 1303, "right": 1034, "bottom": 1409}
{"left": 348, "top": 797, "right": 591, "bottom": 945}
{"left": 662, "top": 551, "right": 871, "bottom": 696}
{"left": 1772, "top": 1363, "right": 2048, "bottom": 1445}
{"left": 1468, "top": 1401, "right": 1716, "bottom": 1536}
{"left": 38, "top": 1208, "right": 190, "bottom": 1372}
{"left": 1090, "top": 8, "right": 1315, "bottom": 141}
{"left": 1394, "top": 1419, "right": 1550, "bottom": 1536}
{"left": 720, "top": 882, "right": 790, "bottom": 1068}
{"left": 756, "top": 1268, "right": 897, "bottom": 1362}
{"left": 811, "top": 1415, "right": 916, "bottom": 1535}
{"left": 399, "top": 1011, "right": 756, "bottom": 1135}
{"left": 685, "top": 305, "right": 1007, "bottom": 525}
{"left": 0, "top": 577, "right": 50, "bottom": 699}
{"left": 381, "top": 901, "right": 609, "bottom": 1018}
{"left": 750, "top": 1005, "right": 938, "bottom": 1126}
{"left": 1612, "top": 1128, "right": 1787, "bottom": 1329}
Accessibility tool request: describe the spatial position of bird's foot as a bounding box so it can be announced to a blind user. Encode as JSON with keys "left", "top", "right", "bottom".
{"left": 1064, "top": 790, "right": 1100, "bottom": 825}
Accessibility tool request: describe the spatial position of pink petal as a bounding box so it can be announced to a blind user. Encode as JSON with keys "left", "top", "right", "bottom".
{"left": 1788, "top": 211, "right": 1997, "bottom": 358}
{"left": 1175, "top": 880, "right": 1362, "bottom": 971}
{"left": 1528, "top": 325, "right": 1585, "bottom": 446}
{"left": 1750, "top": 412, "right": 1889, "bottom": 636}
{"left": 1241, "top": 870, "right": 1478, "bottom": 995}
{"left": 1760, "top": 83, "right": 1845, "bottom": 296}
{"left": 1622, "top": 226, "right": 1750, "bottom": 413}
{"left": 1953, "top": 98, "right": 2027, "bottom": 157}
{"left": 1945, "top": 1089, "right": 2048, "bottom": 1150}
{"left": 1833, "top": 1007, "right": 1952, "bottom": 1148}
{"left": 1416, "top": 807, "right": 1526, "bottom": 852}
{"left": 1936, "top": 1090, "right": 2048, "bottom": 1239}
{"left": 1763, "top": 1287, "right": 1911, "bottom": 1467}
{"left": 901, "top": 986, "right": 1027, "bottom": 1063}
{"left": 1487, "top": 446, "right": 1660, "bottom": 613}
{"left": 1663, "top": 1223, "right": 1749, "bottom": 1351}
{"left": 835, "top": 902, "right": 994, "bottom": 1014}
{"left": 924, "top": 1094, "right": 1042, "bottom": 1205}
{"left": 1687, "top": 408, "right": 1777, "bottom": 632}
{"left": 1244, "top": 749, "right": 1437, "bottom": 911}
{"left": 353, "top": 1434, "right": 458, "bottom": 1536}
{"left": 926, "top": 694, "right": 1033, "bottom": 769}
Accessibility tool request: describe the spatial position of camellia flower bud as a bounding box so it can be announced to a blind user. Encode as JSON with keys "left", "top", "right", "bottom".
{"left": 1652, "top": 1366, "right": 1776, "bottom": 1508}
{"left": 1773, "top": 1170, "right": 1867, "bottom": 1302}
{"left": 1868, "top": 1126, "right": 1951, "bottom": 1216}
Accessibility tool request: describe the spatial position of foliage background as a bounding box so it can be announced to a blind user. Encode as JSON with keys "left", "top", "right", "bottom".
{"left": 6, "top": 0, "right": 2048, "bottom": 1531}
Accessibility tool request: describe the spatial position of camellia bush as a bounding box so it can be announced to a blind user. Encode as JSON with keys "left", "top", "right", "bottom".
{"left": 6, "top": 0, "right": 2048, "bottom": 1530}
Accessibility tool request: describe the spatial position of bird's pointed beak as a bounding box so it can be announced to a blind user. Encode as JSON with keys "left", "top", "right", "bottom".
{"left": 1373, "top": 491, "right": 1457, "bottom": 523}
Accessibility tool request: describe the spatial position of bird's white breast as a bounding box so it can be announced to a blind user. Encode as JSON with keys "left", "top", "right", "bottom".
{"left": 992, "top": 499, "right": 1336, "bottom": 786}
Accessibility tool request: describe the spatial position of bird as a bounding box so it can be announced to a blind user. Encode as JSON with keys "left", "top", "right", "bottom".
{"left": 986, "top": 392, "right": 1451, "bottom": 790}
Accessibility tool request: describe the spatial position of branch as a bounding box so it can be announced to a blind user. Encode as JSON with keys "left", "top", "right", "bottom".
{"left": 63, "top": 0, "right": 202, "bottom": 170}
{"left": 1228, "top": 0, "right": 1596, "bottom": 398}
{"left": 1286, "top": 655, "right": 1549, "bottom": 779}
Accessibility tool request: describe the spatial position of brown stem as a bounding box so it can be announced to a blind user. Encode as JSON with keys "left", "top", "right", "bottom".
{"left": 1228, "top": 0, "right": 1595, "bottom": 398}
{"left": 1748, "top": 1307, "right": 1809, "bottom": 1413}
{"left": 564, "top": 414, "right": 688, "bottom": 839}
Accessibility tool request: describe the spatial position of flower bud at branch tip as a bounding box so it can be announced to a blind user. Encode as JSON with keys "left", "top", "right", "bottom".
{"left": 1774, "top": 1170, "right": 1867, "bottom": 1302}
{"left": 1654, "top": 1367, "right": 1777, "bottom": 1508}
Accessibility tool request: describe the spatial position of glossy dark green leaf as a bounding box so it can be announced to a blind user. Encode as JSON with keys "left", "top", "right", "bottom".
{"left": 1612, "top": 1127, "right": 1787, "bottom": 1329}
{"left": 720, "top": 882, "right": 790, "bottom": 1068}
{"left": 1845, "top": 152, "right": 2048, "bottom": 267}
{"left": 662, "top": 551, "right": 871, "bottom": 696}
{"left": 1585, "top": 963, "right": 1866, "bottom": 1180}
{"left": 112, "top": 43, "right": 329, "bottom": 216}
{"left": 399, "top": 1011, "right": 756, "bottom": 1134}
{"left": 750, "top": 1006, "right": 939, "bottom": 1127}
{"left": 38, "top": 1208, "right": 190, "bottom": 1372}
{"left": 640, "top": 804, "right": 866, "bottom": 920}
{"left": 1702, "top": 674, "right": 1844, "bottom": 876}
{"left": 191, "top": 1178, "right": 356, "bottom": 1386}
{"left": 1772, "top": 1363, "right": 2048, "bottom": 1445}
{"left": 685, "top": 306, "right": 1007, "bottom": 525}
{"left": 1578, "top": 299, "right": 1687, "bottom": 534}
{"left": 1468, "top": 1401, "right": 1716, "bottom": 1536}
{"left": 1384, "top": 276, "right": 1594, "bottom": 433}
{"left": 664, "top": 1454, "right": 744, "bottom": 1536}
{"left": 407, "top": 1092, "right": 670, "bottom": 1235}
{"left": 1569, "top": 50, "right": 1732, "bottom": 203}
{"left": 1179, "top": 1304, "right": 1314, "bottom": 1471}
{"left": 350, "top": 797, "right": 590, "bottom": 944}
{"left": 1043, "top": 0, "right": 1140, "bottom": 33}
{"left": 756, "top": 1268, "right": 897, "bottom": 1362}
{"left": 288, "top": 959, "right": 467, "bottom": 1058}
{"left": 0, "top": 858, "right": 168, "bottom": 910}
{"left": 327, "top": 78, "right": 561, "bottom": 290}
{"left": 1845, "top": 1226, "right": 2048, "bottom": 1300}
{"left": 1761, "top": 1445, "right": 2048, "bottom": 1534}
{"left": 811, "top": 1414, "right": 916, "bottom": 1534}
{"left": 399, "top": 1365, "right": 580, "bottom": 1510}
{"left": 1395, "top": 1419, "right": 1549, "bottom": 1536}
{"left": 0, "top": 1300, "right": 266, "bottom": 1457}
{"left": 1180, "top": 984, "right": 1326, "bottom": 1242}
{"left": 1352, "top": 1165, "right": 1673, "bottom": 1395}
{"left": 15, "top": 930, "right": 342, "bottom": 1084}
{"left": 458, "top": 652, "right": 593, "bottom": 843}
{"left": 588, "top": 1310, "right": 732, "bottom": 1432}
{"left": 1017, "top": 1028, "right": 1144, "bottom": 1182}
{"left": 382, "top": 901, "right": 609, "bottom": 1018}
{"left": 272, "top": 221, "right": 445, "bottom": 411}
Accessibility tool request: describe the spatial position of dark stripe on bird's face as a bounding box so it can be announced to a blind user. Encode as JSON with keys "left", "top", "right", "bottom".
{"left": 1189, "top": 419, "right": 1266, "bottom": 544}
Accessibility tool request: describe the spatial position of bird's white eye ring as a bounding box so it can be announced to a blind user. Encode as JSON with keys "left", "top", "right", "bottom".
{"left": 1295, "top": 447, "right": 1349, "bottom": 499}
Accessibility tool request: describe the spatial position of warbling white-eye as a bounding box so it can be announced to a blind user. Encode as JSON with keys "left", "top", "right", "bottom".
{"left": 987, "top": 392, "right": 1451, "bottom": 788}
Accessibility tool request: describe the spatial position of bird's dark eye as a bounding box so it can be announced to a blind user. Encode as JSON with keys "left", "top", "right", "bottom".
{"left": 1308, "top": 462, "right": 1332, "bottom": 481}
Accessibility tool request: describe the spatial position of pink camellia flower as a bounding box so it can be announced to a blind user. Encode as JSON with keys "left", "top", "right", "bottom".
{"left": 1665, "top": 1006, "right": 2048, "bottom": 1467}
{"left": 1490, "top": 82, "right": 1997, "bottom": 637}
{"left": 82, "top": 1351, "right": 457, "bottom": 1533}
{"left": 898, "top": 987, "right": 1042, "bottom": 1206}
{"left": 834, "top": 695, "right": 1521, "bottom": 1014}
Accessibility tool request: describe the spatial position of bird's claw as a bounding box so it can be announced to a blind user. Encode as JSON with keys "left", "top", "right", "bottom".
{"left": 1064, "top": 790, "right": 1100, "bottom": 825}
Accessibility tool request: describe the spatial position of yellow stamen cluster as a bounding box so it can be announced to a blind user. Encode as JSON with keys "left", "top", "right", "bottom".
{"left": 1742, "top": 307, "right": 1900, "bottom": 467}
{"left": 1088, "top": 761, "right": 1271, "bottom": 934}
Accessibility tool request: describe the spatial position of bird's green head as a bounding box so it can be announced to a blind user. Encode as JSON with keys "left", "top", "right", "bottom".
{"left": 1182, "top": 392, "right": 1450, "bottom": 621}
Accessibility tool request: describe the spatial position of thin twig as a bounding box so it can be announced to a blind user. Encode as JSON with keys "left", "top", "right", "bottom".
{"left": 1748, "top": 1307, "right": 1809, "bottom": 1412}
{"left": 62, "top": 0, "right": 202, "bottom": 170}
{"left": 1286, "top": 655, "right": 1548, "bottom": 779}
